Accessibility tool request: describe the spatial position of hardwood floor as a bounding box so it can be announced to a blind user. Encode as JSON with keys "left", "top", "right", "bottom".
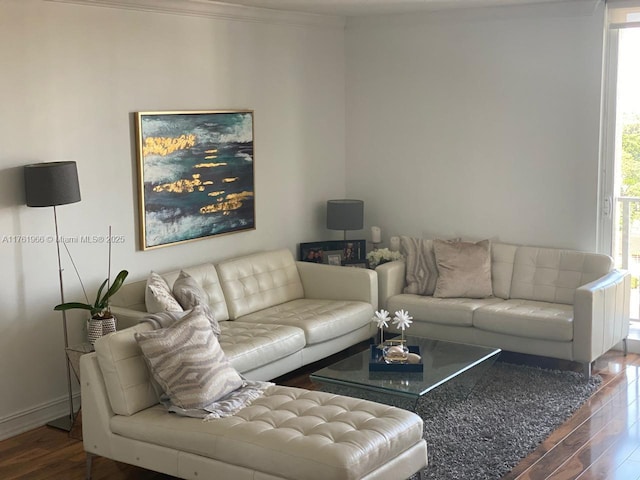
{"left": 1, "top": 347, "right": 639, "bottom": 480}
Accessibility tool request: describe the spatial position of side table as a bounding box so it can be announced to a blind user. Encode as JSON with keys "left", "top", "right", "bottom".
{"left": 66, "top": 342, "right": 94, "bottom": 382}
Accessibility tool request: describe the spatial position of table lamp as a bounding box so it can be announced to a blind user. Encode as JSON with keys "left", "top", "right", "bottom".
{"left": 326, "top": 199, "right": 364, "bottom": 241}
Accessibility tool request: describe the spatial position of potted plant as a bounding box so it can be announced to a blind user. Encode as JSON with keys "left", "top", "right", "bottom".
{"left": 54, "top": 269, "right": 129, "bottom": 344}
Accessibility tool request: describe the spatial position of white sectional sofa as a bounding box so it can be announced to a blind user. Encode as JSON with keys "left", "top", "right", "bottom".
{"left": 377, "top": 241, "right": 630, "bottom": 376}
{"left": 80, "top": 248, "right": 429, "bottom": 479}
{"left": 110, "top": 248, "right": 378, "bottom": 380}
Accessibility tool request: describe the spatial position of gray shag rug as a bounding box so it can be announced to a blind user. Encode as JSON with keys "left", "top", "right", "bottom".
{"left": 320, "top": 361, "right": 600, "bottom": 480}
{"left": 412, "top": 362, "right": 601, "bottom": 480}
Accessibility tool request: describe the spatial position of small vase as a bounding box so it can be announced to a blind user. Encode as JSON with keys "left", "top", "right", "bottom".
{"left": 382, "top": 339, "right": 409, "bottom": 364}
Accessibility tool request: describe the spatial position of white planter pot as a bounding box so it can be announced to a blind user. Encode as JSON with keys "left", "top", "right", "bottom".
{"left": 87, "top": 316, "right": 117, "bottom": 345}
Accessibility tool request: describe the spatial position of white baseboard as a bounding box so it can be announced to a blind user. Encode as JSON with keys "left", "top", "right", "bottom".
{"left": 0, "top": 393, "right": 81, "bottom": 441}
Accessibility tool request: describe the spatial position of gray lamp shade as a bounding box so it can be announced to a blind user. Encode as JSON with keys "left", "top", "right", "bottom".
{"left": 24, "top": 161, "right": 81, "bottom": 207}
{"left": 327, "top": 199, "right": 364, "bottom": 231}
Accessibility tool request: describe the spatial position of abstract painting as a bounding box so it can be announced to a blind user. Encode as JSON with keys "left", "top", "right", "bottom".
{"left": 135, "top": 110, "right": 255, "bottom": 250}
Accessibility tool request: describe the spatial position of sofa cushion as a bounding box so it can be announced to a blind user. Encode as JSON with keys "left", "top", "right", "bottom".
{"left": 162, "top": 263, "right": 230, "bottom": 322}
{"left": 110, "top": 385, "right": 424, "bottom": 480}
{"left": 400, "top": 236, "right": 439, "bottom": 296}
{"left": 510, "top": 247, "right": 613, "bottom": 305}
{"left": 217, "top": 248, "right": 304, "bottom": 319}
{"left": 473, "top": 299, "right": 573, "bottom": 341}
{"left": 145, "top": 271, "right": 183, "bottom": 314}
{"left": 135, "top": 309, "right": 243, "bottom": 410}
{"left": 95, "top": 322, "right": 158, "bottom": 416}
{"left": 219, "top": 321, "right": 306, "bottom": 373}
{"left": 387, "top": 294, "right": 503, "bottom": 327}
{"left": 172, "top": 270, "right": 221, "bottom": 335}
{"left": 491, "top": 243, "right": 518, "bottom": 300}
{"left": 237, "top": 299, "right": 373, "bottom": 345}
{"left": 433, "top": 239, "right": 493, "bottom": 298}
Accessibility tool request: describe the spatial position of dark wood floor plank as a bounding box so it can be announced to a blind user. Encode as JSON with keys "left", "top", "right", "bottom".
{"left": 513, "top": 392, "right": 628, "bottom": 478}
{"left": 513, "top": 356, "right": 640, "bottom": 480}
{"left": 509, "top": 354, "right": 640, "bottom": 480}
{"left": 548, "top": 413, "right": 634, "bottom": 479}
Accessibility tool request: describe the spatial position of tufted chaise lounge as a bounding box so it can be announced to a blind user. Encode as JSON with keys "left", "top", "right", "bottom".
{"left": 80, "top": 323, "right": 429, "bottom": 479}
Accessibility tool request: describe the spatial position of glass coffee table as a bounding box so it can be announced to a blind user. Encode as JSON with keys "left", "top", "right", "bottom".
{"left": 310, "top": 336, "right": 501, "bottom": 410}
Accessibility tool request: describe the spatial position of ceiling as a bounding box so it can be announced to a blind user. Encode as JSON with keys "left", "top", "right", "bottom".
{"left": 210, "top": 0, "right": 571, "bottom": 17}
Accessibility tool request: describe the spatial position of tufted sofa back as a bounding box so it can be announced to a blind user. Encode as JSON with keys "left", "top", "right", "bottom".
{"left": 217, "top": 248, "right": 304, "bottom": 319}
{"left": 110, "top": 263, "right": 230, "bottom": 322}
{"left": 161, "top": 263, "right": 230, "bottom": 321}
{"left": 490, "top": 244, "right": 613, "bottom": 305}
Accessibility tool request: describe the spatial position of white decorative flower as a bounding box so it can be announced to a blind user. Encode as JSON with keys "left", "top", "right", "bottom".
{"left": 366, "top": 248, "right": 404, "bottom": 268}
{"left": 372, "top": 309, "right": 390, "bottom": 329}
{"left": 393, "top": 309, "right": 413, "bottom": 330}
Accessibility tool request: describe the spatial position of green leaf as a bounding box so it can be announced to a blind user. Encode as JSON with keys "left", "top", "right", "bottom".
{"left": 101, "top": 270, "right": 129, "bottom": 305}
{"left": 54, "top": 302, "right": 93, "bottom": 312}
{"left": 94, "top": 278, "right": 110, "bottom": 310}
{"left": 53, "top": 269, "right": 129, "bottom": 318}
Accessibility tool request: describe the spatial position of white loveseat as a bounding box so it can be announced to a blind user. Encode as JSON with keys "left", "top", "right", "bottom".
{"left": 80, "top": 248, "right": 429, "bottom": 479}
{"left": 377, "top": 241, "right": 630, "bottom": 376}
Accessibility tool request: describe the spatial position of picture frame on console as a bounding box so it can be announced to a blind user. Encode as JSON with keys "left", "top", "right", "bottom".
{"left": 327, "top": 254, "right": 342, "bottom": 266}
{"left": 299, "top": 240, "right": 366, "bottom": 264}
{"left": 135, "top": 110, "right": 255, "bottom": 250}
{"left": 341, "top": 259, "right": 369, "bottom": 269}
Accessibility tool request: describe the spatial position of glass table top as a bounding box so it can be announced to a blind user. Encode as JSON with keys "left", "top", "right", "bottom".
{"left": 310, "top": 336, "right": 501, "bottom": 400}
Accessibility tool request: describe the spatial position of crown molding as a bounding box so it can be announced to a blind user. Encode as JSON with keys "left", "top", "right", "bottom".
{"left": 347, "top": 0, "right": 601, "bottom": 29}
{"left": 45, "top": 0, "right": 346, "bottom": 29}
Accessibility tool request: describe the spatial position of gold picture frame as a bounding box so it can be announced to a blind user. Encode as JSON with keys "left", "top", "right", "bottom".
{"left": 135, "top": 110, "right": 255, "bottom": 250}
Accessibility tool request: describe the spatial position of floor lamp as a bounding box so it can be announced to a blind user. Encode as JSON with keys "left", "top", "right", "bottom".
{"left": 24, "top": 161, "right": 81, "bottom": 432}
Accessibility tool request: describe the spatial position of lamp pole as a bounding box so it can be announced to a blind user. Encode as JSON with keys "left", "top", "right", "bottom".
{"left": 48, "top": 205, "right": 76, "bottom": 432}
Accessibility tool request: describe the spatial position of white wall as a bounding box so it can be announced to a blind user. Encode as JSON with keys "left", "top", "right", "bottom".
{"left": 0, "top": 0, "right": 346, "bottom": 438}
{"left": 346, "top": 0, "right": 605, "bottom": 251}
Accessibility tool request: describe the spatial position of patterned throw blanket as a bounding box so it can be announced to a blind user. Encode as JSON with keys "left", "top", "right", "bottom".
{"left": 141, "top": 311, "right": 274, "bottom": 420}
{"left": 160, "top": 381, "right": 274, "bottom": 421}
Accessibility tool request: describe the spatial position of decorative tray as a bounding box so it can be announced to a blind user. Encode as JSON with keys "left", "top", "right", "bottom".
{"left": 368, "top": 345, "right": 423, "bottom": 372}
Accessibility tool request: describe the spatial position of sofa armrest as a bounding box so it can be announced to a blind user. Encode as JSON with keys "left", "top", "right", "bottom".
{"left": 80, "top": 353, "right": 116, "bottom": 459}
{"left": 375, "top": 261, "right": 406, "bottom": 310}
{"left": 296, "top": 261, "right": 378, "bottom": 309}
{"left": 573, "top": 269, "right": 630, "bottom": 363}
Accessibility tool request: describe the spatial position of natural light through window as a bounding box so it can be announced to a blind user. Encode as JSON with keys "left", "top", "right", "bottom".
{"left": 614, "top": 27, "right": 640, "bottom": 328}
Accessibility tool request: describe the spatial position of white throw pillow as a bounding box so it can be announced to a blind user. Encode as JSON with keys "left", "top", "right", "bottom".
{"left": 145, "top": 271, "right": 184, "bottom": 314}
{"left": 135, "top": 307, "right": 243, "bottom": 410}
{"left": 172, "top": 270, "right": 221, "bottom": 336}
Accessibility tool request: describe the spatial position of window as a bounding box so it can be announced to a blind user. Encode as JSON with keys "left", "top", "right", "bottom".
{"left": 601, "top": 1, "right": 640, "bottom": 336}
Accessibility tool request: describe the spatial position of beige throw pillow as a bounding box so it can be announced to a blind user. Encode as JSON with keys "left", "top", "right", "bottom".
{"left": 433, "top": 239, "right": 493, "bottom": 298}
{"left": 145, "top": 271, "right": 184, "bottom": 314}
{"left": 135, "top": 307, "right": 243, "bottom": 410}
{"left": 172, "top": 270, "right": 221, "bottom": 336}
{"left": 400, "top": 236, "right": 439, "bottom": 296}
